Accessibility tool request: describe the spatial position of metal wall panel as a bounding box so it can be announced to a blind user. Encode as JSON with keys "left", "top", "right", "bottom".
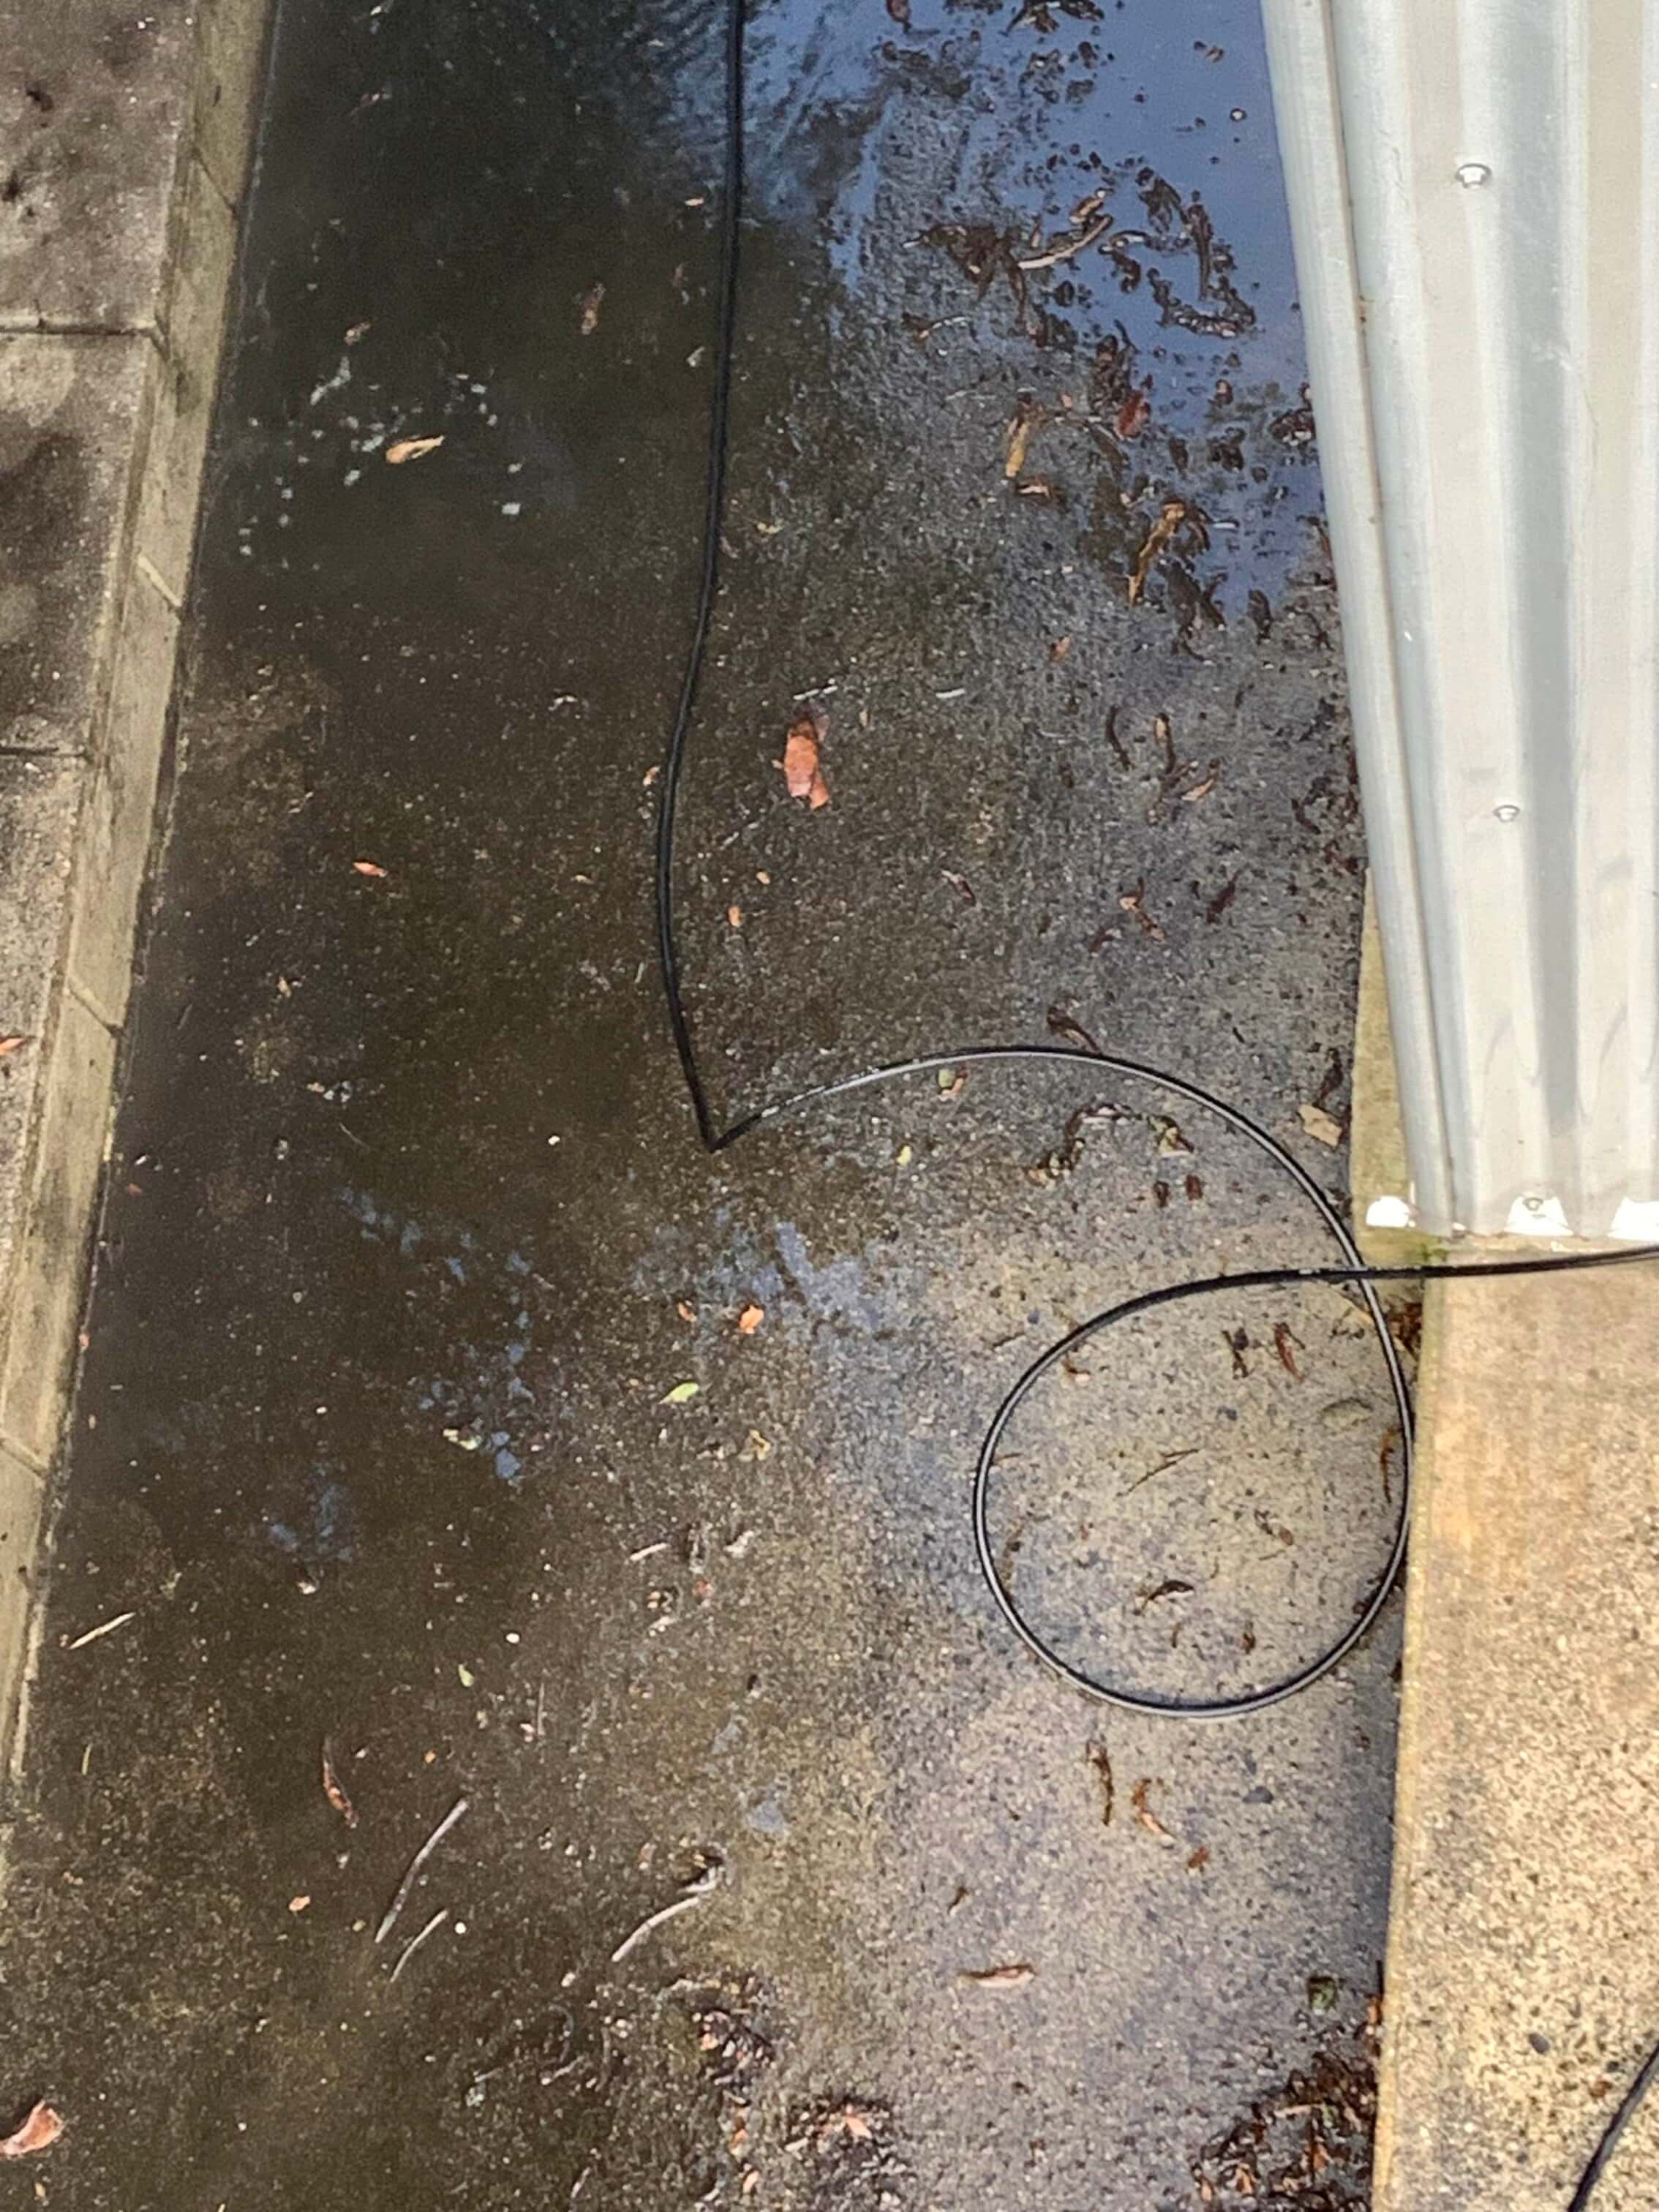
{"left": 1262, "top": 0, "right": 1659, "bottom": 1239}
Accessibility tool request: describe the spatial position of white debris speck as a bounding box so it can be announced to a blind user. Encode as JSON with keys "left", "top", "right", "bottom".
{"left": 309, "top": 355, "right": 352, "bottom": 407}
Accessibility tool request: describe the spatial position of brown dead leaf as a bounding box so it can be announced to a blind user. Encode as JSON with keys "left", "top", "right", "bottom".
{"left": 1126, "top": 498, "right": 1187, "bottom": 603}
{"left": 782, "top": 706, "right": 830, "bottom": 810}
{"left": 1086, "top": 1740, "right": 1114, "bottom": 1825}
{"left": 352, "top": 859, "right": 388, "bottom": 878}
{"left": 1273, "top": 1321, "right": 1304, "bottom": 1380}
{"left": 958, "top": 1963, "right": 1035, "bottom": 1987}
{"left": 676, "top": 1299, "right": 697, "bottom": 1323}
{"left": 1050, "top": 633, "right": 1072, "bottom": 661}
{"left": 289, "top": 1895, "right": 311, "bottom": 1914}
{"left": 1298, "top": 1102, "right": 1344, "bottom": 1148}
{"left": 0, "top": 2105, "right": 61, "bottom": 2161}
{"left": 737, "top": 1304, "right": 764, "bottom": 1335}
{"left": 1118, "top": 879, "right": 1165, "bottom": 941}
{"left": 1115, "top": 391, "right": 1151, "bottom": 439}
{"left": 321, "top": 1740, "right": 358, "bottom": 1828}
{"left": 886, "top": 0, "right": 911, "bottom": 21}
{"left": 1130, "top": 1778, "right": 1173, "bottom": 1841}
{"left": 727, "top": 904, "right": 743, "bottom": 928}
{"left": 579, "top": 282, "right": 605, "bottom": 336}
{"left": 1186, "top": 1844, "right": 1211, "bottom": 1873}
{"left": 385, "top": 435, "right": 445, "bottom": 465}
{"left": 0, "top": 1036, "right": 30, "bottom": 1057}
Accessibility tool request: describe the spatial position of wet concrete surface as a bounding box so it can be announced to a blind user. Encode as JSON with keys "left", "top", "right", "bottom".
{"left": 0, "top": 1, "right": 1404, "bottom": 2205}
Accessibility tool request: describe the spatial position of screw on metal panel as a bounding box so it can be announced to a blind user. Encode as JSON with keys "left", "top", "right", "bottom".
{"left": 1493, "top": 802, "right": 1521, "bottom": 821}
{"left": 1456, "top": 161, "right": 1493, "bottom": 187}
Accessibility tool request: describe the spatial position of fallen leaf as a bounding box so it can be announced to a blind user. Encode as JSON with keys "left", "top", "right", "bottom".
{"left": 726, "top": 904, "right": 744, "bottom": 928}
{"left": 321, "top": 1741, "right": 358, "bottom": 1828}
{"left": 1116, "top": 391, "right": 1151, "bottom": 439}
{"left": 737, "top": 1304, "right": 764, "bottom": 1335}
{"left": 1118, "top": 879, "right": 1165, "bottom": 941}
{"left": 1180, "top": 764, "right": 1220, "bottom": 803}
{"left": 1086, "top": 1741, "right": 1114, "bottom": 1826}
{"left": 1298, "top": 1102, "right": 1344, "bottom": 1147}
{"left": 886, "top": 0, "right": 911, "bottom": 20}
{"left": 782, "top": 705, "right": 831, "bottom": 810}
{"left": 958, "top": 1963, "right": 1035, "bottom": 1987}
{"left": 1130, "top": 1778, "right": 1173, "bottom": 1841}
{"left": 662, "top": 1381, "right": 700, "bottom": 1404}
{"left": 289, "top": 1895, "right": 311, "bottom": 1914}
{"left": 676, "top": 1299, "right": 697, "bottom": 1323}
{"left": 1126, "top": 497, "right": 1187, "bottom": 603}
{"left": 0, "top": 2105, "right": 61, "bottom": 2160}
{"left": 1149, "top": 1113, "right": 1192, "bottom": 1156}
{"left": 458, "top": 1662, "right": 475, "bottom": 1687}
{"left": 1186, "top": 1845, "right": 1211, "bottom": 1873}
{"left": 385, "top": 435, "right": 445, "bottom": 464}
{"left": 1004, "top": 396, "right": 1045, "bottom": 478}
{"left": 1050, "top": 633, "right": 1072, "bottom": 661}
{"left": 0, "top": 1036, "right": 30, "bottom": 1057}
{"left": 1136, "top": 1577, "right": 1195, "bottom": 1611}
{"left": 940, "top": 869, "right": 975, "bottom": 903}
{"left": 936, "top": 1066, "right": 967, "bottom": 1098}
{"left": 1273, "top": 1321, "right": 1304, "bottom": 1380}
{"left": 740, "top": 1428, "right": 772, "bottom": 1461}
{"left": 1204, "top": 871, "right": 1241, "bottom": 925}
{"left": 352, "top": 859, "right": 388, "bottom": 878}
{"left": 579, "top": 282, "right": 605, "bottom": 336}
{"left": 345, "top": 320, "right": 372, "bottom": 345}
{"left": 1306, "top": 1973, "right": 1340, "bottom": 2015}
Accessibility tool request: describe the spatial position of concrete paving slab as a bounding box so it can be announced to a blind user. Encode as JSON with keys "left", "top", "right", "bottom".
{"left": 0, "top": 0, "right": 195, "bottom": 331}
{"left": 1374, "top": 1261, "right": 1659, "bottom": 2212}
{"left": 0, "top": 333, "right": 154, "bottom": 755}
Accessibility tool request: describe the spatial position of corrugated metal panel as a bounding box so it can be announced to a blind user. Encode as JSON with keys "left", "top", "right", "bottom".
{"left": 1262, "top": 0, "right": 1659, "bottom": 1241}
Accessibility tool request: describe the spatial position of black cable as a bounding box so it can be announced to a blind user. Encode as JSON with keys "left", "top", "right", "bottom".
{"left": 650, "top": 0, "right": 1659, "bottom": 2189}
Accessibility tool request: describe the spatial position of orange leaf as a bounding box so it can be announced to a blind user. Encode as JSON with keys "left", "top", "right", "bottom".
{"left": 352, "top": 859, "right": 388, "bottom": 878}
{"left": 782, "top": 707, "right": 830, "bottom": 809}
{"left": 0, "top": 1036, "right": 30, "bottom": 1057}
{"left": 385, "top": 436, "right": 445, "bottom": 465}
{"left": 737, "top": 1304, "right": 764, "bottom": 1335}
{"left": 321, "top": 1740, "right": 358, "bottom": 1828}
{"left": 0, "top": 2104, "right": 62, "bottom": 2159}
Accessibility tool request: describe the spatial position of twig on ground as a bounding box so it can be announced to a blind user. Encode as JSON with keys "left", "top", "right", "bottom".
{"left": 375, "top": 1795, "right": 469, "bottom": 1944}
{"left": 388, "top": 1907, "right": 449, "bottom": 1984}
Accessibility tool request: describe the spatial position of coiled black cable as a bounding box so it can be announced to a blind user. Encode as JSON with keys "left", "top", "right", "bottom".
{"left": 650, "top": 0, "right": 1659, "bottom": 2189}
